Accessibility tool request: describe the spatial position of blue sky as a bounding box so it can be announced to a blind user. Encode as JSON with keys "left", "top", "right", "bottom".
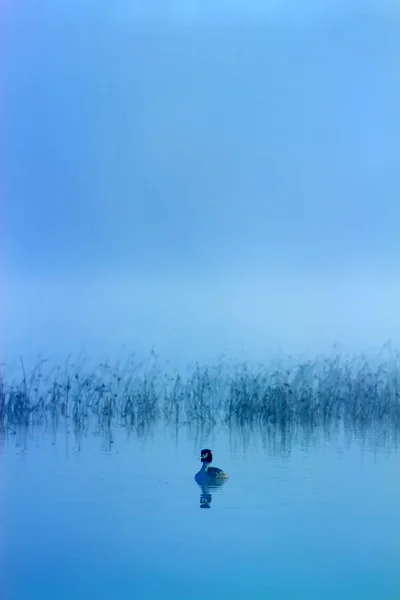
{"left": 2, "top": 1, "right": 400, "bottom": 363}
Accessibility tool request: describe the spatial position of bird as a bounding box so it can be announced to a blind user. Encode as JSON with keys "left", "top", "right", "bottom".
{"left": 195, "top": 449, "right": 229, "bottom": 482}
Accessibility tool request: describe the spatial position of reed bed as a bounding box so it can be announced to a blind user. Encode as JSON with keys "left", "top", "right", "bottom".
{"left": 1, "top": 350, "right": 400, "bottom": 443}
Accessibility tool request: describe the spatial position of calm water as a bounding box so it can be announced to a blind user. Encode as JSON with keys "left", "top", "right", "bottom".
{"left": 1, "top": 424, "right": 399, "bottom": 600}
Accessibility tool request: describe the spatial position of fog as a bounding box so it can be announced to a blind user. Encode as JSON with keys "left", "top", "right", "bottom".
{"left": 3, "top": 1, "right": 400, "bottom": 364}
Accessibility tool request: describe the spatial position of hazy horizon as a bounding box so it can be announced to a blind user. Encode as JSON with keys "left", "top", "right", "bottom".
{"left": 3, "top": 1, "right": 400, "bottom": 363}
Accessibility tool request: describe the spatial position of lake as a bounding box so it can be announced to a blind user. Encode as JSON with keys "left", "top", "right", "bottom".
{"left": 1, "top": 417, "right": 399, "bottom": 600}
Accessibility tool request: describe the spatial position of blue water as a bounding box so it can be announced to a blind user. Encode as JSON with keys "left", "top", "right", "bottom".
{"left": 1, "top": 425, "right": 399, "bottom": 600}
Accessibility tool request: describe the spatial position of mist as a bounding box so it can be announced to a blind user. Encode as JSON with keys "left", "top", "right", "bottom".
{"left": 3, "top": 1, "right": 400, "bottom": 364}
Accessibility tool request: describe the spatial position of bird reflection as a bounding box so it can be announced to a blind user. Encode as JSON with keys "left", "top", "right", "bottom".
{"left": 196, "top": 478, "right": 228, "bottom": 509}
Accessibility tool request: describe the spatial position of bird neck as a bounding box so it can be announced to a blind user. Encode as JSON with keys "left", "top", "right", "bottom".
{"left": 201, "top": 461, "right": 211, "bottom": 472}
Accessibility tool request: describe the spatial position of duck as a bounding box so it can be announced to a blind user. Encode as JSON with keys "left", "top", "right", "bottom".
{"left": 195, "top": 449, "right": 229, "bottom": 482}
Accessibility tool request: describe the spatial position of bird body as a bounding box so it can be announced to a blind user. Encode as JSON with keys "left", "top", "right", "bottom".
{"left": 195, "top": 449, "right": 228, "bottom": 482}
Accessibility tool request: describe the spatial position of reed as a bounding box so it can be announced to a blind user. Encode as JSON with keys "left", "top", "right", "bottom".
{"left": 1, "top": 349, "right": 400, "bottom": 438}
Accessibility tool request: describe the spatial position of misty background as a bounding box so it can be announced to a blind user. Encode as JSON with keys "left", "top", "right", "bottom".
{"left": 2, "top": 0, "right": 400, "bottom": 366}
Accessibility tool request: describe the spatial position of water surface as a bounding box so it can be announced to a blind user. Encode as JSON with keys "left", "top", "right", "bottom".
{"left": 1, "top": 424, "right": 399, "bottom": 600}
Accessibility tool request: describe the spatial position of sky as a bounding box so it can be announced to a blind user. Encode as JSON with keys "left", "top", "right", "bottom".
{"left": 2, "top": 0, "right": 400, "bottom": 365}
